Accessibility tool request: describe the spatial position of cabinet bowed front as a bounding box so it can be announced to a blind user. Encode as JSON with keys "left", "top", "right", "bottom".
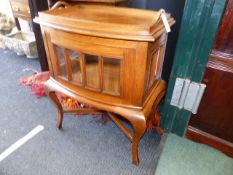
{"left": 34, "top": 3, "right": 175, "bottom": 165}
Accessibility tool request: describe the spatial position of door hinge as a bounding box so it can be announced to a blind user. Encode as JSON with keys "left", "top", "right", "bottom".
{"left": 170, "top": 78, "right": 206, "bottom": 114}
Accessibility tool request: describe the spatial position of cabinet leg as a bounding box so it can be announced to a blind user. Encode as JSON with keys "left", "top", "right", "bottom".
{"left": 130, "top": 118, "right": 146, "bottom": 165}
{"left": 45, "top": 88, "right": 64, "bottom": 129}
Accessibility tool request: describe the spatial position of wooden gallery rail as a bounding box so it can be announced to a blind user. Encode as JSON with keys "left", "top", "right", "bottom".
{"left": 34, "top": 2, "right": 175, "bottom": 165}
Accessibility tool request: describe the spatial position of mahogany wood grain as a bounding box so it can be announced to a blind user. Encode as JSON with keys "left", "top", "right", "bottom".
{"left": 189, "top": 62, "right": 233, "bottom": 143}
{"left": 214, "top": 0, "right": 233, "bottom": 54}
{"left": 186, "top": 126, "right": 233, "bottom": 157}
{"left": 208, "top": 51, "right": 233, "bottom": 73}
{"left": 36, "top": 4, "right": 173, "bottom": 165}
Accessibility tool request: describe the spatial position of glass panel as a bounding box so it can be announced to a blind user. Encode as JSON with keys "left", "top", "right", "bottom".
{"left": 103, "top": 58, "right": 121, "bottom": 95}
{"left": 85, "top": 54, "right": 100, "bottom": 89}
{"left": 149, "top": 49, "right": 160, "bottom": 89}
{"left": 70, "top": 50, "right": 82, "bottom": 84}
{"left": 55, "top": 46, "right": 67, "bottom": 79}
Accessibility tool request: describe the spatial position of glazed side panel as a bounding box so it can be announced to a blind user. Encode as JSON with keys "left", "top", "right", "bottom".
{"left": 143, "top": 33, "right": 168, "bottom": 103}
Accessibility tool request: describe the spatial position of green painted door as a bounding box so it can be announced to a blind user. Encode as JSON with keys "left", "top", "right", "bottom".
{"left": 161, "top": 0, "right": 227, "bottom": 136}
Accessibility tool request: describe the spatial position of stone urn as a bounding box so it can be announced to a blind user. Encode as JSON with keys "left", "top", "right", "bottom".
{"left": 0, "top": 31, "right": 38, "bottom": 59}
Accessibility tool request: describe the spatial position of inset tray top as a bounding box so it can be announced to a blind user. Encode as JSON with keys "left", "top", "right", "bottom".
{"left": 34, "top": 5, "right": 175, "bottom": 41}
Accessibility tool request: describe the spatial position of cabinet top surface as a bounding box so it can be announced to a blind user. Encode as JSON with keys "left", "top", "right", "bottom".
{"left": 35, "top": 5, "right": 175, "bottom": 41}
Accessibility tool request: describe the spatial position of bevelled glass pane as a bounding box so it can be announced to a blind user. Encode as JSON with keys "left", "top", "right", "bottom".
{"left": 70, "top": 50, "right": 82, "bottom": 84}
{"left": 148, "top": 48, "right": 160, "bottom": 89}
{"left": 55, "top": 46, "right": 67, "bottom": 78}
{"left": 85, "top": 54, "right": 100, "bottom": 89}
{"left": 103, "top": 58, "right": 120, "bottom": 95}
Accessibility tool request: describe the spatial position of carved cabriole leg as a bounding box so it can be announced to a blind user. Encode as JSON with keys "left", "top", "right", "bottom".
{"left": 129, "top": 115, "right": 146, "bottom": 165}
{"left": 108, "top": 112, "right": 146, "bottom": 165}
{"left": 149, "top": 90, "right": 166, "bottom": 134}
{"left": 128, "top": 86, "right": 165, "bottom": 165}
{"left": 44, "top": 83, "right": 64, "bottom": 129}
{"left": 44, "top": 80, "right": 102, "bottom": 129}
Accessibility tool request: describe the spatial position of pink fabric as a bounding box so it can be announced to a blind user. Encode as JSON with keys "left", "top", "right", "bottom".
{"left": 19, "top": 71, "right": 50, "bottom": 97}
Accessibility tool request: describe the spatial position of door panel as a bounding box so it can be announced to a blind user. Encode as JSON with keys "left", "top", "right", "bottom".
{"left": 189, "top": 58, "right": 233, "bottom": 143}
{"left": 187, "top": 0, "right": 233, "bottom": 157}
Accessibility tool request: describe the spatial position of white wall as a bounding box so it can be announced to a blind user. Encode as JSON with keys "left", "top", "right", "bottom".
{"left": 0, "top": 0, "right": 14, "bottom": 19}
{"left": 0, "top": 0, "right": 30, "bottom": 31}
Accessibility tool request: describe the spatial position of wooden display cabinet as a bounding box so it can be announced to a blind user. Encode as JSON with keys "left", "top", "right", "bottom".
{"left": 35, "top": 3, "right": 174, "bottom": 165}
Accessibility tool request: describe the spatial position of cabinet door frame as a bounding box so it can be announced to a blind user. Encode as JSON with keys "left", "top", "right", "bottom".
{"left": 161, "top": 0, "right": 227, "bottom": 136}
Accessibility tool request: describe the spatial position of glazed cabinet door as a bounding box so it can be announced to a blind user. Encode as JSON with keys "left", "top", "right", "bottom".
{"left": 52, "top": 44, "right": 123, "bottom": 96}
{"left": 44, "top": 29, "right": 133, "bottom": 105}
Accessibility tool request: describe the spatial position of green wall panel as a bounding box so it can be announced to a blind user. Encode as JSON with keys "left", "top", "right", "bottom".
{"left": 161, "top": 0, "right": 227, "bottom": 136}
